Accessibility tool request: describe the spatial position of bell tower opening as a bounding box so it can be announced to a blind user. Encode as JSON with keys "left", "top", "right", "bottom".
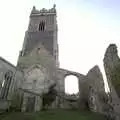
{"left": 39, "top": 21, "right": 45, "bottom": 31}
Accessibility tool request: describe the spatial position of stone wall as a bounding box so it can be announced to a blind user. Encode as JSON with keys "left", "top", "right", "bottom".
{"left": 104, "top": 44, "right": 120, "bottom": 115}
{"left": 86, "top": 65, "right": 105, "bottom": 93}
{"left": 56, "top": 68, "right": 86, "bottom": 93}
{"left": 21, "top": 90, "right": 42, "bottom": 112}
{"left": 0, "top": 57, "right": 23, "bottom": 100}
{"left": 0, "top": 100, "right": 11, "bottom": 111}
{"left": 56, "top": 68, "right": 90, "bottom": 110}
{"left": 21, "top": 5, "right": 58, "bottom": 65}
{"left": 21, "top": 64, "right": 52, "bottom": 94}
{"left": 0, "top": 57, "right": 23, "bottom": 111}
{"left": 86, "top": 65, "right": 107, "bottom": 113}
{"left": 17, "top": 43, "right": 56, "bottom": 81}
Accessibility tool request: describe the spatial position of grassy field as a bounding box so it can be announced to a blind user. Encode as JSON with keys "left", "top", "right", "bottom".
{"left": 0, "top": 109, "right": 106, "bottom": 120}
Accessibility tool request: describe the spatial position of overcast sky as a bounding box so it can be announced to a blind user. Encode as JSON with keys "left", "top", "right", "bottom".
{"left": 0, "top": 0, "right": 120, "bottom": 93}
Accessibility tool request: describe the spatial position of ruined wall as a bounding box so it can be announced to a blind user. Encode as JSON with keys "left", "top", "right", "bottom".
{"left": 56, "top": 68, "right": 89, "bottom": 109}
{"left": 21, "top": 64, "right": 52, "bottom": 94}
{"left": 21, "top": 90, "right": 42, "bottom": 112}
{"left": 104, "top": 44, "right": 120, "bottom": 97}
{"left": 17, "top": 43, "right": 56, "bottom": 85}
{"left": 0, "top": 57, "right": 23, "bottom": 100}
{"left": 0, "top": 57, "right": 23, "bottom": 111}
{"left": 17, "top": 44, "right": 58, "bottom": 111}
{"left": 87, "top": 65, "right": 105, "bottom": 93}
{"left": 86, "top": 65, "right": 107, "bottom": 113}
{"left": 104, "top": 44, "right": 120, "bottom": 114}
{"left": 56, "top": 68, "right": 86, "bottom": 93}
{"left": 56, "top": 66, "right": 108, "bottom": 112}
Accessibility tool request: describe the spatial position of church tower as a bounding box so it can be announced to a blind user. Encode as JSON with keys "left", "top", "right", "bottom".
{"left": 18, "top": 5, "right": 59, "bottom": 68}
{"left": 16, "top": 6, "right": 59, "bottom": 110}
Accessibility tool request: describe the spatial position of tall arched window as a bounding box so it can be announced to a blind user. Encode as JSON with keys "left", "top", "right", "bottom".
{"left": 39, "top": 21, "right": 45, "bottom": 31}
{"left": 0, "top": 70, "right": 13, "bottom": 99}
{"left": 65, "top": 75, "right": 79, "bottom": 95}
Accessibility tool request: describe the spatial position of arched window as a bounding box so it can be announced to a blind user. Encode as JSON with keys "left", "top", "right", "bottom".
{"left": 39, "top": 21, "right": 45, "bottom": 31}
{"left": 65, "top": 75, "right": 79, "bottom": 95}
{"left": 0, "top": 70, "right": 13, "bottom": 99}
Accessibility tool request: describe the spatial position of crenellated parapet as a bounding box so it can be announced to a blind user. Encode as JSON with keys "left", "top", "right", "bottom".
{"left": 30, "top": 4, "right": 56, "bottom": 16}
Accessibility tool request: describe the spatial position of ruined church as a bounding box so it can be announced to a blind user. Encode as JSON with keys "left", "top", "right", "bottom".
{"left": 0, "top": 5, "right": 120, "bottom": 118}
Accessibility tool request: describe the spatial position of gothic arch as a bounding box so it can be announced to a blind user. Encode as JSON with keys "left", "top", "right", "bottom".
{"left": 25, "top": 64, "right": 47, "bottom": 75}
{"left": 39, "top": 21, "right": 45, "bottom": 31}
{"left": 1, "top": 70, "right": 13, "bottom": 99}
{"left": 23, "top": 64, "right": 52, "bottom": 94}
{"left": 64, "top": 75, "right": 79, "bottom": 94}
{"left": 57, "top": 68, "right": 87, "bottom": 95}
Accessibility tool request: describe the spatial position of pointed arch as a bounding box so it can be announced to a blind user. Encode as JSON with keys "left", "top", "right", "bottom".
{"left": 39, "top": 21, "right": 45, "bottom": 31}
{"left": 65, "top": 75, "right": 79, "bottom": 95}
{"left": 0, "top": 70, "right": 13, "bottom": 99}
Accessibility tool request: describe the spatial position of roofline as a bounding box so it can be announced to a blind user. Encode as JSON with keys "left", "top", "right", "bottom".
{"left": 0, "top": 56, "right": 16, "bottom": 69}
{"left": 58, "top": 68, "right": 85, "bottom": 76}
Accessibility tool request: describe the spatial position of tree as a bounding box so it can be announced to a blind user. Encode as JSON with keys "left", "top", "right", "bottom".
{"left": 42, "top": 83, "right": 57, "bottom": 110}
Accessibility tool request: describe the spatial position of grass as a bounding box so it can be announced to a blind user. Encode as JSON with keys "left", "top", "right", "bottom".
{"left": 0, "top": 109, "right": 106, "bottom": 120}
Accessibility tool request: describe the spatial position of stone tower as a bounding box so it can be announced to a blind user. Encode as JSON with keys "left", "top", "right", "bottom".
{"left": 16, "top": 5, "right": 59, "bottom": 99}
{"left": 18, "top": 5, "right": 59, "bottom": 68}
{"left": 16, "top": 6, "right": 60, "bottom": 111}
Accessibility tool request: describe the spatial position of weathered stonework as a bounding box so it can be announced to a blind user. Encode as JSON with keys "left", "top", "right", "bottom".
{"left": 0, "top": 5, "right": 110, "bottom": 115}
{"left": 86, "top": 65, "right": 107, "bottom": 113}
{"left": 21, "top": 91, "right": 42, "bottom": 112}
{"left": 87, "top": 65, "right": 105, "bottom": 92}
{"left": 104, "top": 44, "right": 120, "bottom": 116}
{"left": 16, "top": 5, "right": 59, "bottom": 111}
{"left": 0, "top": 57, "right": 23, "bottom": 111}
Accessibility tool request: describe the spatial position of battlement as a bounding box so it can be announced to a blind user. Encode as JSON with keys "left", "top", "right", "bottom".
{"left": 30, "top": 4, "right": 56, "bottom": 16}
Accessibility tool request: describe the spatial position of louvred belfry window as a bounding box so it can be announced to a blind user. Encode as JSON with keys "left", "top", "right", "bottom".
{"left": 39, "top": 21, "right": 45, "bottom": 31}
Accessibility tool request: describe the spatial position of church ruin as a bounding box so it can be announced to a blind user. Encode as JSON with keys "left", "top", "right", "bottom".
{"left": 0, "top": 5, "right": 120, "bottom": 119}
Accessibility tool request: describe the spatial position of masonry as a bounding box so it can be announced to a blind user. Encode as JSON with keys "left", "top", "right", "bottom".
{"left": 0, "top": 5, "right": 119, "bottom": 118}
